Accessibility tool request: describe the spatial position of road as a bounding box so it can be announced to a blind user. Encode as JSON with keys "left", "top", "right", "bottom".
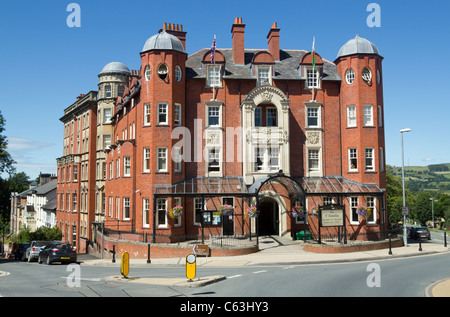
{"left": 0, "top": 242, "right": 449, "bottom": 299}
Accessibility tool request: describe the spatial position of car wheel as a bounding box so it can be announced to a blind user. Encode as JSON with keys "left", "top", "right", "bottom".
{"left": 38, "top": 256, "right": 42, "bottom": 264}
{"left": 46, "top": 256, "right": 52, "bottom": 265}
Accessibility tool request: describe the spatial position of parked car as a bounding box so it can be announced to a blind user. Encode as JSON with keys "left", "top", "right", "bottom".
{"left": 38, "top": 242, "right": 77, "bottom": 265}
{"left": 26, "top": 241, "right": 50, "bottom": 262}
{"left": 15, "top": 243, "right": 30, "bottom": 261}
{"left": 409, "top": 226, "right": 431, "bottom": 240}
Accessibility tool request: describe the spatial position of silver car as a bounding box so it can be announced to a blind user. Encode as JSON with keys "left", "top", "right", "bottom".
{"left": 26, "top": 241, "right": 49, "bottom": 262}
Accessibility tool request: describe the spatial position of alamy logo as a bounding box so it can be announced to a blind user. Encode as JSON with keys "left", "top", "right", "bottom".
{"left": 366, "top": 263, "right": 381, "bottom": 288}
{"left": 367, "top": 3, "right": 381, "bottom": 28}
{"left": 66, "top": 3, "right": 81, "bottom": 28}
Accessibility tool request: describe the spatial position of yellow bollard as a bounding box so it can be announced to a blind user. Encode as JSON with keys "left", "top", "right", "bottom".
{"left": 185, "top": 253, "right": 196, "bottom": 281}
{"left": 121, "top": 252, "right": 129, "bottom": 278}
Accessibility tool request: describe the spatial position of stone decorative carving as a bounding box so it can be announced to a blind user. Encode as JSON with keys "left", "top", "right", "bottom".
{"left": 307, "top": 131, "right": 321, "bottom": 145}
{"left": 207, "top": 131, "right": 221, "bottom": 145}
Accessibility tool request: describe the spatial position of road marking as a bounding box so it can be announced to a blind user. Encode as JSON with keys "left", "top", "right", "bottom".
{"left": 227, "top": 274, "right": 242, "bottom": 279}
{"left": 60, "top": 277, "right": 102, "bottom": 282}
{"left": 0, "top": 271, "right": 10, "bottom": 277}
{"left": 253, "top": 270, "right": 267, "bottom": 274}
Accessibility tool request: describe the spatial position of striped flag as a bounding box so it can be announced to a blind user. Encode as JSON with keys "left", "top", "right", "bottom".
{"left": 312, "top": 36, "right": 316, "bottom": 70}
{"left": 210, "top": 34, "right": 216, "bottom": 63}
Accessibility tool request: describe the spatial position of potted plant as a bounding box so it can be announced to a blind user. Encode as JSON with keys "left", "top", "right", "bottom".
{"left": 245, "top": 206, "right": 259, "bottom": 218}
{"left": 218, "top": 204, "right": 234, "bottom": 216}
{"left": 169, "top": 205, "right": 183, "bottom": 218}
{"left": 310, "top": 205, "right": 319, "bottom": 217}
{"left": 291, "top": 205, "right": 304, "bottom": 218}
{"left": 356, "top": 205, "right": 369, "bottom": 217}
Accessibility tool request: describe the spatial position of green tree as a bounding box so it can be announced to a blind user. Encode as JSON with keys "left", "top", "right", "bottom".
{"left": 414, "top": 192, "right": 432, "bottom": 226}
{"left": 386, "top": 165, "right": 415, "bottom": 225}
{"left": 0, "top": 111, "right": 16, "bottom": 176}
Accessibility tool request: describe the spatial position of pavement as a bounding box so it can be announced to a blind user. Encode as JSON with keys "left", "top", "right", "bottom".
{"left": 75, "top": 236, "right": 450, "bottom": 295}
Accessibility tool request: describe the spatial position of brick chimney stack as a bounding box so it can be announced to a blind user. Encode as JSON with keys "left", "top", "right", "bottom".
{"left": 267, "top": 22, "right": 280, "bottom": 61}
{"left": 161, "top": 22, "right": 187, "bottom": 51}
{"left": 231, "top": 17, "right": 245, "bottom": 65}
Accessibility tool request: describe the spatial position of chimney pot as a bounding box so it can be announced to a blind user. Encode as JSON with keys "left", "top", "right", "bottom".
{"left": 231, "top": 17, "right": 245, "bottom": 65}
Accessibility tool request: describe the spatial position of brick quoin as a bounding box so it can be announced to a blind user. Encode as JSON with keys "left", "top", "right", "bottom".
{"left": 57, "top": 19, "right": 388, "bottom": 257}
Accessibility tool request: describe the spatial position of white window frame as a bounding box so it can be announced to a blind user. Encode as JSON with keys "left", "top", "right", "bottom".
{"left": 305, "top": 67, "right": 320, "bottom": 89}
{"left": 366, "top": 196, "right": 376, "bottom": 224}
{"left": 254, "top": 146, "right": 280, "bottom": 173}
{"left": 144, "top": 65, "right": 151, "bottom": 81}
{"left": 206, "top": 64, "right": 222, "bottom": 88}
{"left": 143, "top": 198, "right": 150, "bottom": 228}
{"left": 156, "top": 198, "right": 167, "bottom": 227}
{"left": 175, "top": 66, "right": 182, "bottom": 82}
{"left": 365, "top": 147, "right": 375, "bottom": 172}
{"left": 173, "top": 146, "right": 182, "bottom": 172}
{"left": 103, "top": 108, "right": 112, "bottom": 124}
{"left": 257, "top": 65, "right": 272, "bottom": 86}
{"left": 308, "top": 149, "right": 320, "bottom": 173}
{"left": 347, "top": 105, "right": 357, "bottom": 127}
{"left": 207, "top": 105, "right": 221, "bottom": 127}
{"left": 363, "top": 104, "right": 373, "bottom": 126}
{"left": 123, "top": 156, "right": 131, "bottom": 176}
{"left": 306, "top": 106, "right": 321, "bottom": 128}
{"left": 345, "top": 68, "right": 355, "bottom": 85}
{"left": 105, "top": 85, "right": 112, "bottom": 98}
{"left": 123, "top": 197, "right": 130, "bottom": 220}
{"left": 350, "top": 197, "right": 359, "bottom": 224}
{"left": 157, "top": 103, "right": 168, "bottom": 125}
{"left": 174, "top": 103, "right": 182, "bottom": 126}
{"left": 349, "top": 148, "right": 358, "bottom": 171}
{"left": 207, "top": 148, "right": 221, "bottom": 173}
{"left": 143, "top": 147, "right": 150, "bottom": 173}
{"left": 144, "top": 103, "right": 151, "bottom": 126}
{"left": 173, "top": 197, "right": 182, "bottom": 227}
{"left": 157, "top": 147, "right": 168, "bottom": 172}
{"left": 194, "top": 197, "right": 204, "bottom": 225}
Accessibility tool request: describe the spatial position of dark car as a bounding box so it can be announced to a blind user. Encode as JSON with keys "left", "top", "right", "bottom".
{"left": 15, "top": 243, "right": 30, "bottom": 261}
{"left": 38, "top": 242, "right": 77, "bottom": 265}
{"left": 409, "top": 226, "right": 431, "bottom": 240}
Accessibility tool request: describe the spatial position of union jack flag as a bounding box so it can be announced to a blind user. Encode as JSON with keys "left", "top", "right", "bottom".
{"left": 210, "top": 35, "right": 216, "bottom": 63}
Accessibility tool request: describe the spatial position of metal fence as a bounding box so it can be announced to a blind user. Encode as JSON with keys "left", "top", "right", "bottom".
{"left": 314, "top": 228, "right": 403, "bottom": 244}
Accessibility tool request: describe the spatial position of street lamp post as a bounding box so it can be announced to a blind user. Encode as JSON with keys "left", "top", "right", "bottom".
{"left": 401, "top": 128, "right": 411, "bottom": 246}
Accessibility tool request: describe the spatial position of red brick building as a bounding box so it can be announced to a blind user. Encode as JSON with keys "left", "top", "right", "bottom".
{"left": 57, "top": 18, "right": 387, "bottom": 250}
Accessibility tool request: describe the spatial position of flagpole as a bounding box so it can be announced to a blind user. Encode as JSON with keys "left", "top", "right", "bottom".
{"left": 311, "top": 36, "right": 315, "bottom": 102}
{"left": 212, "top": 34, "right": 216, "bottom": 101}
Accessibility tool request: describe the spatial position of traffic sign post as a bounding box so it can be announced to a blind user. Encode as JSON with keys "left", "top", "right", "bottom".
{"left": 121, "top": 252, "right": 129, "bottom": 278}
{"left": 186, "top": 253, "right": 196, "bottom": 281}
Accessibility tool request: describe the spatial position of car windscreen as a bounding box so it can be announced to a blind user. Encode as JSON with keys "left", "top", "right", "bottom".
{"left": 35, "top": 242, "right": 48, "bottom": 247}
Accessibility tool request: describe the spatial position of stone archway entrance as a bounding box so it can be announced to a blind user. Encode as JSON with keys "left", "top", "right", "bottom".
{"left": 258, "top": 198, "right": 279, "bottom": 236}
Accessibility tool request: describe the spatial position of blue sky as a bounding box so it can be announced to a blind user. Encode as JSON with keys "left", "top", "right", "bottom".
{"left": 0, "top": 0, "right": 449, "bottom": 180}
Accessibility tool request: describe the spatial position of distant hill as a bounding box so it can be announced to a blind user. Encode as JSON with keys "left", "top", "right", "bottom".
{"left": 389, "top": 163, "right": 450, "bottom": 194}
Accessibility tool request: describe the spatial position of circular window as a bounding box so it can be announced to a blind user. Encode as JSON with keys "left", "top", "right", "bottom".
{"left": 345, "top": 68, "right": 355, "bottom": 85}
{"left": 175, "top": 65, "right": 182, "bottom": 82}
{"left": 158, "top": 64, "right": 168, "bottom": 80}
{"left": 144, "top": 65, "right": 151, "bottom": 81}
{"left": 362, "top": 67, "right": 372, "bottom": 83}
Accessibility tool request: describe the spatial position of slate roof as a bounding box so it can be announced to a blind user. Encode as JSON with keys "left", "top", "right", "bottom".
{"left": 186, "top": 49, "right": 341, "bottom": 82}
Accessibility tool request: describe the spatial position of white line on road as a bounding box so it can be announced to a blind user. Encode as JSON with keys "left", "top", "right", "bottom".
{"left": 227, "top": 274, "right": 242, "bottom": 279}
{"left": 252, "top": 270, "right": 267, "bottom": 274}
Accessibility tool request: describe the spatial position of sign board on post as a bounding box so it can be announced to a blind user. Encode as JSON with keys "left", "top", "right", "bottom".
{"left": 402, "top": 207, "right": 410, "bottom": 216}
{"left": 320, "top": 208, "right": 345, "bottom": 227}
{"left": 193, "top": 244, "right": 209, "bottom": 257}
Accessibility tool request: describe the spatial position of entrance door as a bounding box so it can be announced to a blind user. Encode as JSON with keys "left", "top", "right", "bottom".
{"left": 222, "top": 214, "right": 234, "bottom": 236}
{"left": 258, "top": 199, "right": 279, "bottom": 235}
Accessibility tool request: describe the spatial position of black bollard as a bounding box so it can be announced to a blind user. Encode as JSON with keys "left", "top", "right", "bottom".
{"left": 147, "top": 244, "right": 151, "bottom": 264}
{"left": 112, "top": 245, "right": 116, "bottom": 263}
{"left": 445, "top": 231, "right": 447, "bottom": 248}
{"left": 388, "top": 235, "right": 392, "bottom": 255}
{"left": 418, "top": 235, "right": 422, "bottom": 251}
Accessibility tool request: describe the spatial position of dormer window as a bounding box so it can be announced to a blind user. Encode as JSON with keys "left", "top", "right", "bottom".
{"left": 306, "top": 68, "right": 320, "bottom": 89}
{"left": 207, "top": 65, "right": 221, "bottom": 88}
{"left": 257, "top": 66, "right": 272, "bottom": 86}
